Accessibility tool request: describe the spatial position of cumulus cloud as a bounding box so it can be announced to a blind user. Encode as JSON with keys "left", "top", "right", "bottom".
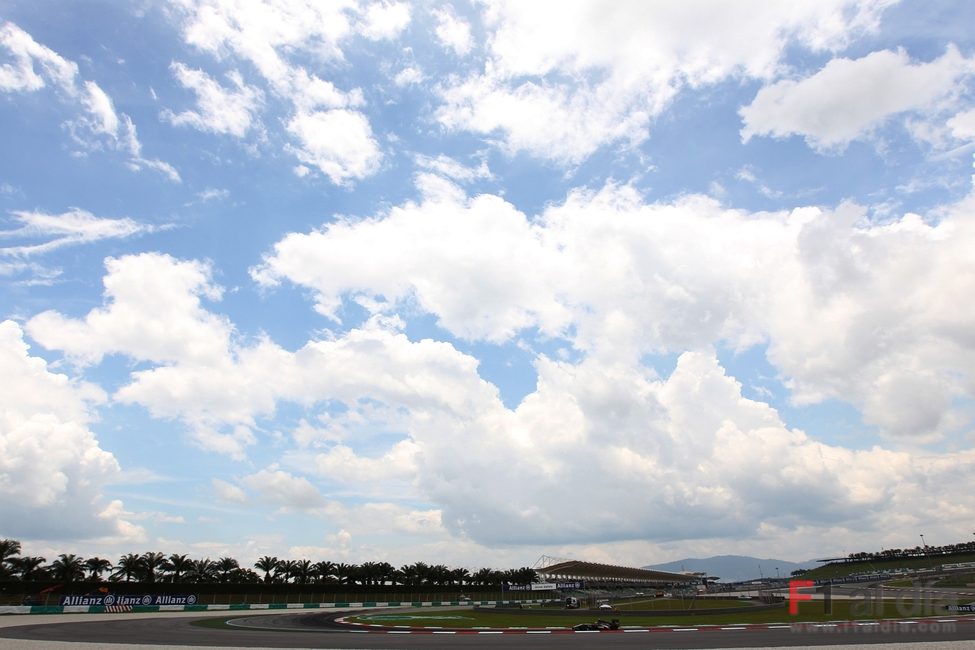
{"left": 0, "top": 320, "right": 140, "bottom": 541}
{"left": 432, "top": 7, "right": 472, "bottom": 56}
{"left": 240, "top": 467, "right": 334, "bottom": 511}
{"left": 169, "top": 0, "right": 387, "bottom": 183}
{"left": 286, "top": 109, "right": 382, "bottom": 184}
{"left": 741, "top": 46, "right": 975, "bottom": 151}
{"left": 436, "top": 0, "right": 893, "bottom": 162}
{"left": 308, "top": 439, "right": 419, "bottom": 484}
{"left": 254, "top": 180, "right": 975, "bottom": 443}
{"left": 948, "top": 108, "right": 975, "bottom": 140}
{"left": 393, "top": 65, "right": 423, "bottom": 87}
{"left": 418, "top": 350, "right": 975, "bottom": 545}
{"left": 359, "top": 1, "right": 411, "bottom": 41}
{"left": 27, "top": 253, "right": 230, "bottom": 366}
{"left": 163, "top": 63, "right": 263, "bottom": 137}
{"left": 27, "top": 252, "right": 501, "bottom": 459}
{"left": 23, "top": 179, "right": 975, "bottom": 549}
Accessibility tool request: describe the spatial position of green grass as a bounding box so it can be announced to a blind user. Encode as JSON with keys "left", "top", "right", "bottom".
{"left": 934, "top": 573, "right": 975, "bottom": 587}
{"left": 611, "top": 597, "right": 754, "bottom": 611}
{"left": 344, "top": 599, "right": 965, "bottom": 629}
{"left": 191, "top": 617, "right": 236, "bottom": 630}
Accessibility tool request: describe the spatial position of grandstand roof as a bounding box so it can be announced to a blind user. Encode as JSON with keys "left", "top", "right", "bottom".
{"left": 535, "top": 558, "right": 698, "bottom": 584}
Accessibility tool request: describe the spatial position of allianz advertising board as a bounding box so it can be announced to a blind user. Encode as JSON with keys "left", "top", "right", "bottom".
{"left": 59, "top": 594, "right": 199, "bottom": 606}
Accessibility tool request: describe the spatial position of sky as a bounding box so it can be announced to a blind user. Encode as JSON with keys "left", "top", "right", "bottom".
{"left": 1, "top": 0, "right": 975, "bottom": 573}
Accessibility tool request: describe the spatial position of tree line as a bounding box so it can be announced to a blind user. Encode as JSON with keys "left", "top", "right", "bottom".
{"left": 0, "top": 539, "right": 536, "bottom": 587}
{"left": 841, "top": 539, "right": 975, "bottom": 563}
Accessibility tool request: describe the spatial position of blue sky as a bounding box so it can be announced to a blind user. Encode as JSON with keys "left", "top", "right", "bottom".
{"left": 2, "top": 0, "right": 975, "bottom": 570}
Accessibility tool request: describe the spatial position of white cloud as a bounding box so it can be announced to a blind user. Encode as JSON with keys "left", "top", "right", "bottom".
{"left": 0, "top": 21, "right": 78, "bottom": 92}
{"left": 437, "top": 0, "right": 893, "bottom": 162}
{"left": 0, "top": 320, "right": 140, "bottom": 542}
{"left": 170, "top": 0, "right": 385, "bottom": 183}
{"left": 948, "top": 108, "right": 975, "bottom": 140}
{"left": 416, "top": 350, "right": 974, "bottom": 545}
{"left": 23, "top": 198, "right": 975, "bottom": 551}
{"left": 240, "top": 467, "right": 334, "bottom": 511}
{"left": 309, "top": 438, "right": 419, "bottom": 484}
{"left": 359, "top": 1, "right": 411, "bottom": 41}
{"left": 0, "top": 208, "right": 161, "bottom": 256}
{"left": 286, "top": 109, "right": 383, "bottom": 184}
{"left": 27, "top": 253, "right": 230, "bottom": 366}
{"left": 432, "top": 7, "right": 472, "bottom": 56}
{"left": 0, "top": 21, "right": 179, "bottom": 181}
{"left": 212, "top": 478, "right": 247, "bottom": 503}
{"left": 80, "top": 81, "right": 120, "bottom": 137}
{"left": 414, "top": 153, "right": 492, "bottom": 183}
{"left": 163, "top": 63, "right": 263, "bottom": 137}
{"left": 393, "top": 65, "right": 423, "bottom": 87}
{"left": 197, "top": 187, "right": 230, "bottom": 202}
{"left": 741, "top": 46, "right": 975, "bottom": 152}
{"left": 255, "top": 180, "right": 975, "bottom": 444}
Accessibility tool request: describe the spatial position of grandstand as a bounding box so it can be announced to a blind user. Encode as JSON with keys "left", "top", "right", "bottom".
{"left": 533, "top": 556, "right": 700, "bottom": 587}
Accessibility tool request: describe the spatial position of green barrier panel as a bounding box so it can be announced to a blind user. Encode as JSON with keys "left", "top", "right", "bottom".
{"left": 386, "top": 601, "right": 401, "bottom": 606}
{"left": 29, "top": 606, "right": 64, "bottom": 615}
{"left": 184, "top": 605, "right": 208, "bottom": 611}
{"left": 363, "top": 602, "right": 377, "bottom": 607}
{"left": 302, "top": 603, "right": 319, "bottom": 608}
{"left": 268, "top": 603, "right": 287, "bottom": 609}
{"left": 334, "top": 602, "right": 350, "bottom": 607}
{"left": 228, "top": 604, "right": 251, "bottom": 610}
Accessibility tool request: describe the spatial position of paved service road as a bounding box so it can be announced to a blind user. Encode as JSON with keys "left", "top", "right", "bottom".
{"left": 1, "top": 611, "right": 975, "bottom": 649}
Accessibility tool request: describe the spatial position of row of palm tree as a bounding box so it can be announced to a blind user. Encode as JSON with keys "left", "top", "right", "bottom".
{"left": 0, "top": 540, "right": 536, "bottom": 587}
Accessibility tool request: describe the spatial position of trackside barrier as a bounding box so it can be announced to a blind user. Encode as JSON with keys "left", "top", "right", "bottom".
{"left": 0, "top": 599, "right": 551, "bottom": 615}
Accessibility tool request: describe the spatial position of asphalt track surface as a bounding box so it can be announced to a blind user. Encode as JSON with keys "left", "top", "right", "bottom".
{"left": 2, "top": 610, "right": 975, "bottom": 649}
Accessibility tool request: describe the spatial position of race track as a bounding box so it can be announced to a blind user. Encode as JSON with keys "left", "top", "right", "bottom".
{"left": 1, "top": 610, "right": 974, "bottom": 649}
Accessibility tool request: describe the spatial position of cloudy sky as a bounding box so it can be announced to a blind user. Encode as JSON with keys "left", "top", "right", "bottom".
{"left": 2, "top": 0, "right": 975, "bottom": 572}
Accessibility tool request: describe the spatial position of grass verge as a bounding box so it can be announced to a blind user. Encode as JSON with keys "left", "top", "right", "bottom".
{"left": 345, "top": 600, "right": 967, "bottom": 629}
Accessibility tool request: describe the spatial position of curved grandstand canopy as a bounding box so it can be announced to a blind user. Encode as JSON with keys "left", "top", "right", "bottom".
{"left": 535, "top": 558, "right": 699, "bottom": 585}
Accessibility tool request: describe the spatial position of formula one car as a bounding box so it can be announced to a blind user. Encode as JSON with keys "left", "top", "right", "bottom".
{"left": 572, "top": 618, "right": 620, "bottom": 631}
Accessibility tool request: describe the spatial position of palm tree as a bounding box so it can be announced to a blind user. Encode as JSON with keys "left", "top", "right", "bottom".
{"left": 0, "top": 539, "right": 21, "bottom": 579}
{"left": 376, "top": 562, "right": 396, "bottom": 586}
{"left": 358, "top": 561, "right": 376, "bottom": 586}
{"left": 292, "top": 559, "right": 313, "bottom": 584}
{"left": 278, "top": 559, "right": 297, "bottom": 583}
{"left": 140, "top": 552, "right": 168, "bottom": 583}
{"left": 84, "top": 557, "right": 112, "bottom": 581}
{"left": 312, "top": 560, "right": 335, "bottom": 584}
{"left": 188, "top": 558, "right": 218, "bottom": 583}
{"left": 112, "top": 554, "right": 142, "bottom": 582}
{"left": 450, "top": 567, "right": 470, "bottom": 587}
{"left": 334, "top": 562, "right": 357, "bottom": 585}
{"left": 12, "top": 556, "right": 47, "bottom": 581}
{"left": 399, "top": 563, "right": 419, "bottom": 587}
{"left": 50, "top": 554, "right": 86, "bottom": 582}
{"left": 429, "top": 564, "right": 450, "bottom": 586}
{"left": 166, "top": 554, "right": 192, "bottom": 582}
{"left": 254, "top": 556, "right": 280, "bottom": 583}
{"left": 216, "top": 557, "right": 239, "bottom": 582}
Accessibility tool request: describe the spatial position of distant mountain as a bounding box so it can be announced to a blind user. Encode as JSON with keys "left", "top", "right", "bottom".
{"left": 644, "top": 555, "right": 819, "bottom": 583}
